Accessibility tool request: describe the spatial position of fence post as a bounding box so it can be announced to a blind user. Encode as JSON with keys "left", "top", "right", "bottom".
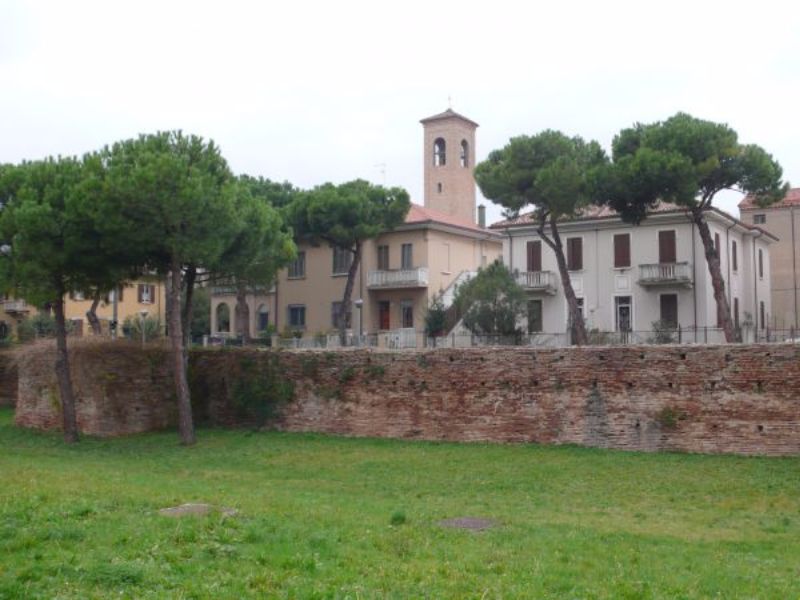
{"left": 678, "top": 325, "right": 682, "bottom": 344}
{"left": 704, "top": 326, "right": 707, "bottom": 344}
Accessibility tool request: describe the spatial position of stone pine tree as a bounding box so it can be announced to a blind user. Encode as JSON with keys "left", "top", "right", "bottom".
{"left": 474, "top": 131, "right": 608, "bottom": 345}
{"left": 0, "top": 157, "right": 124, "bottom": 443}
{"left": 600, "top": 113, "right": 788, "bottom": 342}
{"left": 209, "top": 177, "right": 296, "bottom": 342}
{"left": 452, "top": 261, "right": 527, "bottom": 337}
{"left": 286, "top": 179, "right": 410, "bottom": 345}
{"left": 100, "top": 132, "right": 239, "bottom": 445}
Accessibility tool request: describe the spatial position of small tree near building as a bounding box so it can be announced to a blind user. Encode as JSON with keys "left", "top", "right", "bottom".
{"left": 453, "top": 261, "right": 527, "bottom": 338}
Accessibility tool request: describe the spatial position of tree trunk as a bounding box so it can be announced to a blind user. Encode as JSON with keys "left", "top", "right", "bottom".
{"left": 693, "top": 208, "right": 736, "bottom": 343}
{"left": 169, "top": 261, "right": 196, "bottom": 445}
{"left": 235, "top": 282, "right": 251, "bottom": 343}
{"left": 53, "top": 292, "right": 79, "bottom": 443}
{"left": 85, "top": 291, "right": 102, "bottom": 336}
{"left": 181, "top": 265, "right": 196, "bottom": 349}
{"left": 339, "top": 243, "right": 362, "bottom": 346}
{"left": 539, "top": 215, "right": 588, "bottom": 345}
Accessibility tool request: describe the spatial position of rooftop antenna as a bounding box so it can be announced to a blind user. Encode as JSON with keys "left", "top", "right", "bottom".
{"left": 374, "top": 163, "right": 387, "bottom": 186}
{"left": 448, "top": 95, "right": 453, "bottom": 109}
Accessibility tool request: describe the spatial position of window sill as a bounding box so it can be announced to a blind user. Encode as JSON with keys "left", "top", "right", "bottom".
{"left": 331, "top": 273, "right": 349, "bottom": 278}
{"left": 287, "top": 276, "right": 305, "bottom": 281}
{"left": 612, "top": 266, "right": 631, "bottom": 271}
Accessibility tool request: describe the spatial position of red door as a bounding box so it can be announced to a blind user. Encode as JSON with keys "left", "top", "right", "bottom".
{"left": 378, "top": 301, "right": 390, "bottom": 330}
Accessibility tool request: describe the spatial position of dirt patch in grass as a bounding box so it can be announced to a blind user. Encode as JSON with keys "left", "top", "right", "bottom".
{"left": 158, "top": 503, "right": 238, "bottom": 518}
{"left": 438, "top": 517, "right": 497, "bottom": 531}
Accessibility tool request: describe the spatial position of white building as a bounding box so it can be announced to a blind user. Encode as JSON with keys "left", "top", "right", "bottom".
{"left": 490, "top": 204, "right": 776, "bottom": 343}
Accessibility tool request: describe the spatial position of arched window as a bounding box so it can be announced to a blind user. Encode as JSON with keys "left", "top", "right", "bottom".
{"left": 433, "top": 138, "right": 446, "bottom": 166}
{"left": 460, "top": 140, "right": 469, "bottom": 167}
{"left": 216, "top": 303, "right": 230, "bottom": 333}
{"left": 257, "top": 304, "right": 270, "bottom": 332}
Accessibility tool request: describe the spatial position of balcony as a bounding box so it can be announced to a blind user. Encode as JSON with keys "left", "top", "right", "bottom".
{"left": 367, "top": 267, "right": 429, "bottom": 289}
{"left": 3, "top": 299, "right": 30, "bottom": 313}
{"left": 514, "top": 270, "right": 557, "bottom": 295}
{"left": 638, "top": 262, "right": 692, "bottom": 288}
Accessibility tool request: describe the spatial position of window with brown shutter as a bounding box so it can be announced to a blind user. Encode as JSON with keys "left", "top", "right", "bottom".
{"left": 714, "top": 232, "right": 720, "bottom": 255}
{"left": 758, "top": 248, "right": 764, "bottom": 278}
{"left": 526, "top": 240, "right": 542, "bottom": 272}
{"left": 731, "top": 240, "right": 738, "bottom": 271}
{"left": 566, "top": 237, "right": 582, "bottom": 271}
{"left": 613, "top": 234, "right": 630, "bottom": 268}
{"left": 658, "top": 230, "right": 676, "bottom": 263}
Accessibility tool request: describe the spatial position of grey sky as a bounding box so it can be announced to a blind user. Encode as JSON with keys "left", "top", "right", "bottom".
{"left": 1, "top": 0, "right": 797, "bottom": 224}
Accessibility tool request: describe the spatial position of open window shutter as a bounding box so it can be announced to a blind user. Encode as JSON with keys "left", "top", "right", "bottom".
{"left": 137, "top": 284, "right": 143, "bottom": 303}
{"left": 659, "top": 231, "right": 676, "bottom": 263}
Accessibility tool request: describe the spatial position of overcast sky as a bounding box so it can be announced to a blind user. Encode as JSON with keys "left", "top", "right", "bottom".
{"left": 1, "top": 1, "right": 797, "bottom": 224}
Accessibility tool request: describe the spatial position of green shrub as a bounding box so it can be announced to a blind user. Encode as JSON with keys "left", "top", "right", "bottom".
{"left": 17, "top": 314, "right": 73, "bottom": 342}
{"left": 122, "top": 315, "right": 163, "bottom": 340}
{"left": 390, "top": 511, "right": 407, "bottom": 526}
{"left": 231, "top": 354, "right": 295, "bottom": 427}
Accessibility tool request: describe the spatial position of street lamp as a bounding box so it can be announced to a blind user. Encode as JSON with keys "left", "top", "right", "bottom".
{"left": 354, "top": 298, "right": 364, "bottom": 346}
{"left": 138, "top": 309, "right": 149, "bottom": 349}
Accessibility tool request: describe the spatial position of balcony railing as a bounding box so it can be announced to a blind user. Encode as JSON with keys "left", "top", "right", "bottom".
{"left": 638, "top": 262, "right": 692, "bottom": 287}
{"left": 3, "top": 299, "right": 30, "bottom": 313}
{"left": 367, "top": 267, "right": 429, "bottom": 289}
{"left": 514, "top": 270, "right": 557, "bottom": 294}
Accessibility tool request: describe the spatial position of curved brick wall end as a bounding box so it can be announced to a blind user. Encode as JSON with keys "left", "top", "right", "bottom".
{"left": 13, "top": 342, "right": 800, "bottom": 456}
{"left": 0, "top": 350, "right": 17, "bottom": 407}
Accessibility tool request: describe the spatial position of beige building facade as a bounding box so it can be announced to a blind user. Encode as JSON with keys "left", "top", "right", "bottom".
{"left": 210, "top": 109, "right": 503, "bottom": 343}
{"left": 0, "top": 278, "right": 167, "bottom": 340}
{"left": 739, "top": 188, "right": 800, "bottom": 329}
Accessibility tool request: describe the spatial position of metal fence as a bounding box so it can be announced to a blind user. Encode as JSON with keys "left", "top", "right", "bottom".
{"left": 201, "top": 326, "right": 799, "bottom": 350}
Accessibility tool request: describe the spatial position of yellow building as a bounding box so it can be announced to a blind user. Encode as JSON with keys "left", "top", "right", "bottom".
{"left": 210, "top": 108, "right": 504, "bottom": 345}
{"left": 0, "top": 277, "right": 167, "bottom": 340}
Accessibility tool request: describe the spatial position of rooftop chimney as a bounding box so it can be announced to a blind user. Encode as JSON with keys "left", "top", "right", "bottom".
{"left": 477, "top": 204, "right": 486, "bottom": 228}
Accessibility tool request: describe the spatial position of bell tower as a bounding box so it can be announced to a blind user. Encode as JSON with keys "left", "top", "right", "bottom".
{"left": 420, "top": 108, "right": 478, "bottom": 224}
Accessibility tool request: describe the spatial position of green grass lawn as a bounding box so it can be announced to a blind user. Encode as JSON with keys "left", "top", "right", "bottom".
{"left": 1, "top": 408, "right": 799, "bottom": 599}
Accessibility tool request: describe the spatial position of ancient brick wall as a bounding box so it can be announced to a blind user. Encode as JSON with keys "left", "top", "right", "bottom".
{"left": 14, "top": 341, "right": 175, "bottom": 436}
{"left": 0, "top": 350, "right": 17, "bottom": 407}
{"left": 13, "top": 342, "right": 800, "bottom": 455}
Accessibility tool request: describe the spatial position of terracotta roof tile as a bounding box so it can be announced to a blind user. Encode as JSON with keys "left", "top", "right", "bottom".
{"left": 489, "top": 201, "right": 682, "bottom": 228}
{"left": 739, "top": 188, "right": 800, "bottom": 210}
{"left": 404, "top": 203, "right": 491, "bottom": 234}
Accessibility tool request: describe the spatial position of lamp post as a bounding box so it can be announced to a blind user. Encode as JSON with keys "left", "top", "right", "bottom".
{"left": 354, "top": 298, "right": 364, "bottom": 346}
{"left": 138, "top": 309, "right": 149, "bottom": 349}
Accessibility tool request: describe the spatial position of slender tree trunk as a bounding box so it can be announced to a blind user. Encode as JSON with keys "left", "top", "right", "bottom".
{"left": 539, "top": 215, "right": 588, "bottom": 345}
{"left": 339, "top": 243, "right": 362, "bottom": 346}
{"left": 693, "top": 208, "right": 736, "bottom": 342}
{"left": 53, "top": 292, "right": 79, "bottom": 443}
{"left": 85, "top": 291, "right": 102, "bottom": 336}
{"left": 181, "top": 265, "right": 196, "bottom": 349}
{"left": 169, "top": 260, "right": 195, "bottom": 445}
{"left": 235, "top": 283, "right": 251, "bottom": 343}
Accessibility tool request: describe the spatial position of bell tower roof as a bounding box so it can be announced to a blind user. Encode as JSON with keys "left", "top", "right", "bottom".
{"left": 420, "top": 108, "right": 479, "bottom": 128}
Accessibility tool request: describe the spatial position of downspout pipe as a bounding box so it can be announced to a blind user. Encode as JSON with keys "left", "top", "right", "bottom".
{"left": 752, "top": 230, "right": 762, "bottom": 333}
{"left": 691, "top": 221, "right": 697, "bottom": 338}
{"left": 725, "top": 220, "right": 736, "bottom": 309}
{"left": 792, "top": 205, "right": 798, "bottom": 329}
